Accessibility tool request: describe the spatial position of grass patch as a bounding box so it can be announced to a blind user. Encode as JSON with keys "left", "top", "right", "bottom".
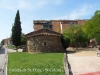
{"left": 8, "top": 52, "right": 64, "bottom": 75}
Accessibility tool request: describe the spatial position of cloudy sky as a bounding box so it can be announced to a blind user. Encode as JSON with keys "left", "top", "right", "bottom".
{"left": 0, "top": 0, "right": 100, "bottom": 42}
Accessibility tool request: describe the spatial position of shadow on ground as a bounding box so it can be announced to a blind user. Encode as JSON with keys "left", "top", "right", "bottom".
{"left": 67, "top": 51, "right": 76, "bottom": 54}
{"left": 66, "top": 47, "right": 97, "bottom": 54}
{"left": 68, "top": 62, "right": 73, "bottom": 75}
{"left": 66, "top": 54, "right": 73, "bottom": 75}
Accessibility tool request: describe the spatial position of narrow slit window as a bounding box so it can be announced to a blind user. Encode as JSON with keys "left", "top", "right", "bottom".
{"left": 44, "top": 42, "right": 46, "bottom": 46}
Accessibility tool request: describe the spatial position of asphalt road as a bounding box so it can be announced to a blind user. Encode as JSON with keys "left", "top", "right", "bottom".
{"left": 0, "top": 46, "right": 7, "bottom": 75}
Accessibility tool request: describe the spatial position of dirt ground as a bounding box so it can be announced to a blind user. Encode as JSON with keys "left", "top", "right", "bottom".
{"left": 67, "top": 47, "right": 100, "bottom": 75}
{"left": 67, "top": 47, "right": 98, "bottom": 56}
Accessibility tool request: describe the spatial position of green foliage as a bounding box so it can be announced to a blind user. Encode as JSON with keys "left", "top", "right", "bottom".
{"left": 12, "top": 10, "right": 22, "bottom": 47}
{"left": 6, "top": 45, "right": 16, "bottom": 49}
{"left": 63, "top": 24, "right": 89, "bottom": 48}
{"left": 21, "top": 33, "right": 26, "bottom": 45}
{"left": 63, "top": 25, "right": 88, "bottom": 43}
{"left": 83, "top": 10, "right": 100, "bottom": 42}
{"left": 1, "top": 39, "right": 5, "bottom": 45}
{"left": 63, "top": 25, "right": 75, "bottom": 43}
{"left": 8, "top": 53, "right": 64, "bottom": 75}
{"left": 75, "top": 25, "right": 89, "bottom": 43}
{"left": 61, "top": 35, "right": 70, "bottom": 49}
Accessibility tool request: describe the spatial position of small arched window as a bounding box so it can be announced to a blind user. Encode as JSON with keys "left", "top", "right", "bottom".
{"left": 44, "top": 42, "right": 46, "bottom": 46}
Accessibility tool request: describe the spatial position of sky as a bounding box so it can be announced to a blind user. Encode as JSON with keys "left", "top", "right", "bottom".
{"left": 0, "top": 0, "right": 100, "bottom": 42}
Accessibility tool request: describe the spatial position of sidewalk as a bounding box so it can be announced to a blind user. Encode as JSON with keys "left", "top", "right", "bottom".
{"left": 67, "top": 47, "right": 100, "bottom": 75}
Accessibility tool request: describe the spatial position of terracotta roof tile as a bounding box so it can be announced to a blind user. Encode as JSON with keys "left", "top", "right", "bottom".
{"left": 26, "top": 29, "right": 61, "bottom": 37}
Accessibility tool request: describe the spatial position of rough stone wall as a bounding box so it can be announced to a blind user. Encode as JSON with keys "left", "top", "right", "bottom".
{"left": 27, "top": 35, "right": 64, "bottom": 53}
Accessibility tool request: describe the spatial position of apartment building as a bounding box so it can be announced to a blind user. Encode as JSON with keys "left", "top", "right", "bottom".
{"left": 33, "top": 20, "right": 87, "bottom": 33}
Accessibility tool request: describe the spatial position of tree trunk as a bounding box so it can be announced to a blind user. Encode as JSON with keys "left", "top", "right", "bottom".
{"left": 72, "top": 43, "right": 75, "bottom": 49}
{"left": 76, "top": 42, "right": 78, "bottom": 50}
{"left": 16, "top": 46, "right": 18, "bottom": 52}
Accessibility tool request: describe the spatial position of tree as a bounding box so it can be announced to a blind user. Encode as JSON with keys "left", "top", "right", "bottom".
{"left": 21, "top": 33, "right": 26, "bottom": 45}
{"left": 83, "top": 10, "right": 100, "bottom": 43}
{"left": 12, "top": 10, "right": 22, "bottom": 52}
{"left": 1, "top": 39, "right": 5, "bottom": 45}
{"left": 63, "top": 24, "right": 88, "bottom": 49}
{"left": 61, "top": 35, "right": 70, "bottom": 50}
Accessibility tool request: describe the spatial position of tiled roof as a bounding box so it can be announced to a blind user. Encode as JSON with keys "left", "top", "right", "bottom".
{"left": 26, "top": 29, "right": 61, "bottom": 38}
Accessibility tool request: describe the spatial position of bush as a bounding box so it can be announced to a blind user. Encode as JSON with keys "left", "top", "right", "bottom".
{"left": 6, "top": 45, "right": 16, "bottom": 49}
{"left": 61, "top": 35, "right": 70, "bottom": 49}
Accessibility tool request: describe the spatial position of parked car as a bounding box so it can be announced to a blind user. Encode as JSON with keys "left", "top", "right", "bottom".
{"left": 0, "top": 44, "right": 2, "bottom": 48}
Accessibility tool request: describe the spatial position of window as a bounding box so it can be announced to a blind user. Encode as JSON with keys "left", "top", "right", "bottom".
{"left": 74, "top": 22, "right": 77, "bottom": 24}
{"left": 34, "top": 22, "right": 37, "bottom": 23}
{"left": 44, "top": 42, "right": 46, "bottom": 46}
{"left": 50, "top": 25, "right": 52, "bottom": 29}
{"left": 43, "top": 24, "right": 52, "bottom": 29}
{"left": 70, "top": 22, "right": 73, "bottom": 24}
{"left": 43, "top": 22, "right": 46, "bottom": 23}
{"left": 43, "top": 24, "right": 49, "bottom": 29}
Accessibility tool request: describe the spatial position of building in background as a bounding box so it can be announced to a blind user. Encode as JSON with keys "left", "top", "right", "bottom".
{"left": 33, "top": 20, "right": 88, "bottom": 33}
{"left": 4, "top": 38, "right": 12, "bottom": 46}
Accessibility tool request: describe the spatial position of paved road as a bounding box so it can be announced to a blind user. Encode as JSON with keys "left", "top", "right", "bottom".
{"left": 67, "top": 48, "right": 100, "bottom": 75}
{"left": 0, "top": 47, "right": 5, "bottom": 68}
{"left": 0, "top": 46, "right": 7, "bottom": 75}
{"left": 0, "top": 47, "right": 22, "bottom": 75}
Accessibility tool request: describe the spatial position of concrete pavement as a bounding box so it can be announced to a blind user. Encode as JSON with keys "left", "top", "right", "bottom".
{"left": 67, "top": 47, "right": 100, "bottom": 75}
